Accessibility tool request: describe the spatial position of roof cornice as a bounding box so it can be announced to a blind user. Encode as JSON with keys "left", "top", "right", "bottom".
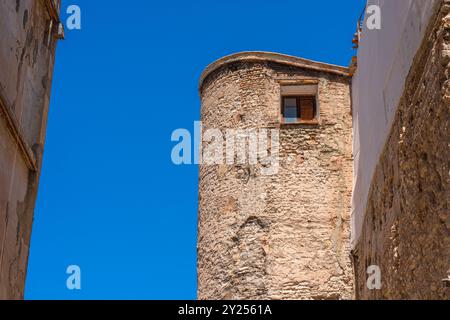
{"left": 199, "top": 51, "right": 350, "bottom": 91}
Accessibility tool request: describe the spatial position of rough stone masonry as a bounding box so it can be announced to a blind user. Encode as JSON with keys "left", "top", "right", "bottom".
{"left": 197, "top": 53, "right": 354, "bottom": 300}
{"left": 353, "top": 0, "right": 450, "bottom": 300}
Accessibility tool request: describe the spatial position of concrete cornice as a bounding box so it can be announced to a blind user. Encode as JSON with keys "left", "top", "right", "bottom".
{"left": 199, "top": 51, "right": 351, "bottom": 91}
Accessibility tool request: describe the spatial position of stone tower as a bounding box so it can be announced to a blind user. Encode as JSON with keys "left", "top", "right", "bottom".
{"left": 197, "top": 52, "right": 354, "bottom": 300}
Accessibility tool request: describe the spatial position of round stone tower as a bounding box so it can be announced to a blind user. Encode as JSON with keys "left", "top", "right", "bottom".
{"left": 197, "top": 52, "right": 354, "bottom": 300}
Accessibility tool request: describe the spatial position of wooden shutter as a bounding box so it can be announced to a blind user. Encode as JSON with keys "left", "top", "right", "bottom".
{"left": 300, "top": 97, "right": 315, "bottom": 120}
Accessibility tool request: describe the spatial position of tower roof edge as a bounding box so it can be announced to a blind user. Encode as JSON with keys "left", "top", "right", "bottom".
{"left": 199, "top": 51, "right": 350, "bottom": 92}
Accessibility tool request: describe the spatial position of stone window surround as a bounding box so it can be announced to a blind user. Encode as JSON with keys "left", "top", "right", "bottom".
{"left": 278, "top": 79, "right": 320, "bottom": 126}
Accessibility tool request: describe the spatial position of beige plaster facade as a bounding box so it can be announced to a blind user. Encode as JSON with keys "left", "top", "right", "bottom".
{"left": 0, "top": 0, "right": 62, "bottom": 299}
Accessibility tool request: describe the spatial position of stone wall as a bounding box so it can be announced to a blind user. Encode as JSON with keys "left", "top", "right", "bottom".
{"left": 351, "top": 0, "right": 440, "bottom": 247}
{"left": 0, "top": 0, "right": 61, "bottom": 299}
{"left": 353, "top": 1, "right": 450, "bottom": 299}
{"left": 197, "top": 53, "right": 354, "bottom": 300}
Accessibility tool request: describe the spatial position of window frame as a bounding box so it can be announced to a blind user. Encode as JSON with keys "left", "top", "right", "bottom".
{"left": 281, "top": 95, "right": 318, "bottom": 125}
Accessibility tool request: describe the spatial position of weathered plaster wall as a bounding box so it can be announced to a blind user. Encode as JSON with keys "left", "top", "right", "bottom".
{"left": 353, "top": 1, "right": 450, "bottom": 299}
{"left": 351, "top": 0, "right": 440, "bottom": 247}
{"left": 0, "top": 0, "right": 60, "bottom": 299}
{"left": 197, "top": 54, "right": 354, "bottom": 300}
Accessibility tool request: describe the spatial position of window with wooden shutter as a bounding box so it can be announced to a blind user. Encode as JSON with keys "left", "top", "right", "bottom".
{"left": 300, "top": 97, "right": 315, "bottom": 120}
{"left": 281, "top": 95, "right": 317, "bottom": 124}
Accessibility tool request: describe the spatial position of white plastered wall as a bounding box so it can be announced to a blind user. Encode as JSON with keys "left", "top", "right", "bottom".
{"left": 351, "top": 0, "right": 440, "bottom": 248}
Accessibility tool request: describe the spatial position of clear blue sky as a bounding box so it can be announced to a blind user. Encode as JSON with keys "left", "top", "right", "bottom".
{"left": 25, "top": 0, "right": 364, "bottom": 300}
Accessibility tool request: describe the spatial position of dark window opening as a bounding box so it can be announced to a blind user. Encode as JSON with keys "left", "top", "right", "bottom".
{"left": 282, "top": 96, "right": 317, "bottom": 123}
